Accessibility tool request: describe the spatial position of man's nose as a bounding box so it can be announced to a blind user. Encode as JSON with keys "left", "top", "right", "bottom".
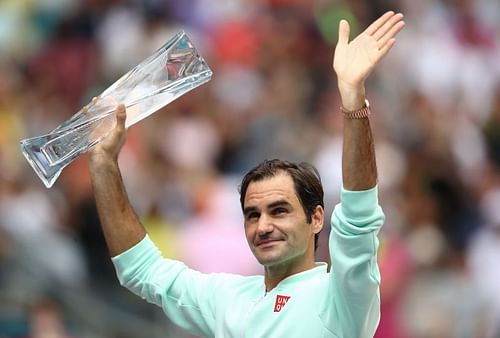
{"left": 257, "top": 214, "right": 273, "bottom": 235}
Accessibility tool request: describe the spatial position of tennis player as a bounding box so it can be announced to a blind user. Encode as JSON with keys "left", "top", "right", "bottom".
{"left": 89, "top": 11, "right": 404, "bottom": 338}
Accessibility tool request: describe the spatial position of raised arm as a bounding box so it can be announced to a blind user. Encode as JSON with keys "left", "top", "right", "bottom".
{"left": 324, "top": 12, "right": 405, "bottom": 338}
{"left": 333, "top": 11, "right": 405, "bottom": 190}
{"left": 90, "top": 105, "right": 219, "bottom": 337}
{"left": 88, "top": 104, "right": 146, "bottom": 256}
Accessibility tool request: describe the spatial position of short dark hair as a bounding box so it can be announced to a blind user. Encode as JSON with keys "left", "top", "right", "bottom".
{"left": 239, "top": 159, "right": 324, "bottom": 250}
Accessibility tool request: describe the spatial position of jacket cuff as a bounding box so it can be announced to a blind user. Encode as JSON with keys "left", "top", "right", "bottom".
{"left": 340, "top": 185, "right": 379, "bottom": 221}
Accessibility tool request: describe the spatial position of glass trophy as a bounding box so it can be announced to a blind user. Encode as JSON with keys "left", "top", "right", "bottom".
{"left": 20, "top": 31, "right": 213, "bottom": 188}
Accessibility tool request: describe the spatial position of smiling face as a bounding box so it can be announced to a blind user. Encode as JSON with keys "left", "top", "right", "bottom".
{"left": 243, "top": 172, "right": 324, "bottom": 271}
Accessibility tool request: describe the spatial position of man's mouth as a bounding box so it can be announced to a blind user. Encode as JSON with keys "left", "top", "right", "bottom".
{"left": 256, "top": 239, "right": 280, "bottom": 247}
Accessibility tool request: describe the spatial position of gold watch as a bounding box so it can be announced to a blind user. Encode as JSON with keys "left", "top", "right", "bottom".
{"left": 341, "top": 99, "right": 371, "bottom": 119}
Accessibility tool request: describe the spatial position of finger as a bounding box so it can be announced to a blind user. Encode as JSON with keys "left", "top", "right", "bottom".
{"left": 377, "top": 20, "right": 405, "bottom": 49}
{"left": 87, "top": 96, "right": 98, "bottom": 109}
{"left": 82, "top": 96, "right": 98, "bottom": 112}
{"left": 372, "top": 13, "right": 404, "bottom": 41}
{"left": 377, "top": 38, "right": 397, "bottom": 60}
{"left": 364, "top": 11, "right": 395, "bottom": 36}
{"left": 115, "top": 104, "right": 127, "bottom": 130}
{"left": 337, "top": 19, "right": 350, "bottom": 46}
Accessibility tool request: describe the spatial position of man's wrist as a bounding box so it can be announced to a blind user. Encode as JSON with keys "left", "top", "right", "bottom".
{"left": 341, "top": 99, "right": 370, "bottom": 119}
{"left": 338, "top": 82, "right": 366, "bottom": 111}
{"left": 89, "top": 153, "right": 120, "bottom": 171}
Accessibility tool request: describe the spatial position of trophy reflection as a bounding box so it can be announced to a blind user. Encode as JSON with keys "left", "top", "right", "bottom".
{"left": 20, "top": 31, "right": 212, "bottom": 188}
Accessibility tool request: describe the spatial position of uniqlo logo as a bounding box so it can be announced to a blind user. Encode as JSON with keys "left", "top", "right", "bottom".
{"left": 273, "top": 295, "right": 291, "bottom": 312}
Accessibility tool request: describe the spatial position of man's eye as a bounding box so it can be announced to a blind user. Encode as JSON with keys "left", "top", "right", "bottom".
{"left": 246, "top": 212, "right": 259, "bottom": 220}
{"left": 273, "top": 208, "right": 288, "bottom": 215}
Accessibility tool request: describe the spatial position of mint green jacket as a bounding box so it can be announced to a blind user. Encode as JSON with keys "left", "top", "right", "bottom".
{"left": 112, "top": 186, "right": 385, "bottom": 338}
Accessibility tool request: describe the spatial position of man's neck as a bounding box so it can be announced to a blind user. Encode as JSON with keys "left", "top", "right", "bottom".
{"left": 264, "top": 258, "right": 316, "bottom": 292}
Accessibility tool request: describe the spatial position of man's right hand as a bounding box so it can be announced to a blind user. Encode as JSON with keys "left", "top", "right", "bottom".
{"left": 89, "top": 104, "right": 128, "bottom": 165}
{"left": 87, "top": 103, "right": 146, "bottom": 256}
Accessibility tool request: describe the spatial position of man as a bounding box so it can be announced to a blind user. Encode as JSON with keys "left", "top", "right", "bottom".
{"left": 88, "top": 11, "right": 405, "bottom": 338}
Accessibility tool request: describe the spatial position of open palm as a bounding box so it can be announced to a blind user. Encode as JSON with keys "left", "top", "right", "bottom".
{"left": 333, "top": 11, "right": 405, "bottom": 89}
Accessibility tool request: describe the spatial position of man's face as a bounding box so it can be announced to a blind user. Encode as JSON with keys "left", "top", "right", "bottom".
{"left": 243, "top": 173, "right": 322, "bottom": 268}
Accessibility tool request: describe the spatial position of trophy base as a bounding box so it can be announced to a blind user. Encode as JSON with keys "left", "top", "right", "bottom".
{"left": 20, "top": 135, "right": 66, "bottom": 188}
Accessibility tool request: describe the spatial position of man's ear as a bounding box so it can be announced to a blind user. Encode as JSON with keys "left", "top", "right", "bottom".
{"left": 311, "top": 205, "right": 324, "bottom": 234}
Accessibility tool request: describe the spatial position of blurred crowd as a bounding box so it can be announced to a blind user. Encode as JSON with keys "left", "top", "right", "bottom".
{"left": 0, "top": 0, "right": 499, "bottom": 337}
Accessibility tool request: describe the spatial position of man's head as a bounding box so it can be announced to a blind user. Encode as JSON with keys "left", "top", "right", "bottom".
{"left": 239, "top": 159, "right": 325, "bottom": 268}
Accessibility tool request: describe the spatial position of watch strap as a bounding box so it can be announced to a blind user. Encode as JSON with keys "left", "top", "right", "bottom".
{"left": 341, "top": 99, "right": 371, "bottom": 119}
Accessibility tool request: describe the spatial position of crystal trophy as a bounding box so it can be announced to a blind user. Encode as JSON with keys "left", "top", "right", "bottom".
{"left": 20, "top": 31, "right": 213, "bottom": 188}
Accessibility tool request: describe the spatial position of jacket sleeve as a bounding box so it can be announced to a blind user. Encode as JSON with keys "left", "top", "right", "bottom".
{"left": 111, "top": 235, "right": 223, "bottom": 337}
{"left": 322, "top": 185, "right": 385, "bottom": 338}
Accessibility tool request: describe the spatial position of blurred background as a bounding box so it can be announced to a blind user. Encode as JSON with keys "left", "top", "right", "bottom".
{"left": 0, "top": 0, "right": 499, "bottom": 337}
